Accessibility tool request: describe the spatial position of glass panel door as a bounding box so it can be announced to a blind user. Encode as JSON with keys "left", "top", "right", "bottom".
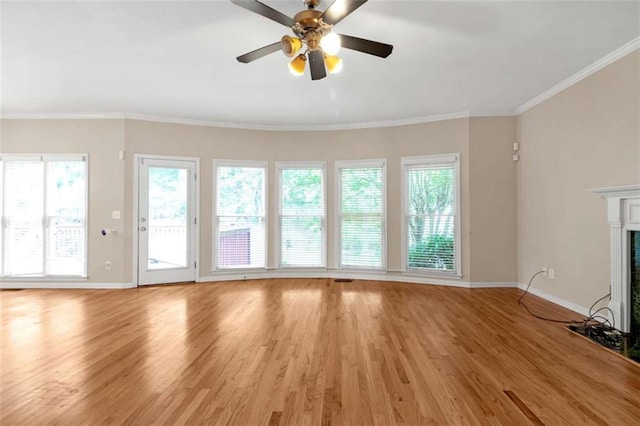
{"left": 138, "top": 157, "right": 196, "bottom": 285}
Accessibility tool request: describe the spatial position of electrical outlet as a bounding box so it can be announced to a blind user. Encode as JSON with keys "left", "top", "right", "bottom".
{"left": 548, "top": 268, "right": 555, "bottom": 279}
{"left": 105, "top": 261, "right": 112, "bottom": 270}
{"left": 542, "top": 267, "right": 548, "bottom": 276}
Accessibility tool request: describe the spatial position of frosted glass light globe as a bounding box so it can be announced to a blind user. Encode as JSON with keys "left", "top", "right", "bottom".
{"left": 320, "top": 32, "right": 341, "bottom": 56}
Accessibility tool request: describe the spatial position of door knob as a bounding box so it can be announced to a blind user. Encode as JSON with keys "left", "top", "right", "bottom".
{"left": 140, "top": 226, "right": 147, "bottom": 232}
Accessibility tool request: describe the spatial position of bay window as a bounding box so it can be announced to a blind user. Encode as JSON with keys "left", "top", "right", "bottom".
{"left": 402, "top": 154, "right": 460, "bottom": 276}
{"left": 336, "top": 160, "right": 386, "bottom": 269}
{"left": 277, "top": 162, "right": 326, "bottom": 268}
{"left": 214, "top": 161, "right": 267, "bottom": 269}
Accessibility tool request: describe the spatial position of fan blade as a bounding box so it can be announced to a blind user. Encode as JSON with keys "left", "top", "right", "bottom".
{"left": 321, "top": 0, "right": 368, "bottom": 25}
{"left": 338, "top": 34, "right": 393, "bottom": 58}
{"left": 237, "top": 42, "right": 281, "bottom": 63}
{"left": 308, "top": 50, "right": 327, "bottom": 81}
{"left": 231, "top": 0, "right": 295, "bottom": 27}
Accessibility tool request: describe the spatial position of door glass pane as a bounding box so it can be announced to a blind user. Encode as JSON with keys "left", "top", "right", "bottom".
{"left": 3, "top": 161, "right": 44, "bottom": 275}
{"left": 46, "top": 161, "right": 86, "bottom": 276}
{"left": 147, "top": 167, "right": 188, "bottom": 270}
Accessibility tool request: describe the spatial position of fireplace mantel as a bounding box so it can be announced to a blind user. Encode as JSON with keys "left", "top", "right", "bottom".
{"left": 589, "top": 184, "right": 640, "bottom": 332}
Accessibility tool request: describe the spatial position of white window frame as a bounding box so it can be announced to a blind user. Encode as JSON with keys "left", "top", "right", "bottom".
{"left": 212, "top": 159, "right": 268, "bottom": 271}
{"left": 401, "top": 153, "right": 461, "bottom": 278}
{"left": 0, "top": 154, "right": 89, "bottom": 279}
{"left": 276, "top": 161, "right": 327, "bottom": 269}
{"left": 335, "top": 159, "right": 387, "bottom": 271}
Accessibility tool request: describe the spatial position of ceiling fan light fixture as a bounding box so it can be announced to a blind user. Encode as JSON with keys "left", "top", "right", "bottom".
{"left": 320, "top": 32, "right": 341, "bottom": 56}
{"left": 289, "top": 54, "right": 307, "bottom": 76}
{"left": 281, "top": 35, "right": 302, "bottom": 57}
{"left": 232, "top": 0, "right": 393, "bottom": 81}
{"left": 324, "top": 54, "right": 343, "bottom": 74}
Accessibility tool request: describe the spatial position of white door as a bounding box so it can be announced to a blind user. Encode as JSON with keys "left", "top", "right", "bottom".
{"left": 137, "top": 156, "right": 197, "bottom": 285}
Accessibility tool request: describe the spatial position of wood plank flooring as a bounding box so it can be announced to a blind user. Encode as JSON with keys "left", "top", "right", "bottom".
{"left": 1, "top": 279, "right": 639, "bottom": 425}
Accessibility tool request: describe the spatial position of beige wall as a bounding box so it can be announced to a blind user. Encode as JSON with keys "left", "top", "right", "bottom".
{"left": 517, "top": 51, "right": 640, "bottom": 308}
{"left": 1, "top": 115, "right": 519, "bottom": 285}
{"left": 124, "top": 118, "right": 474, "bottom": 277}
{"left": 469, "top": 117, "right": 518, "bottom": 282}
{"left": 0, "top": 119, "right": 128, "bottom": 283}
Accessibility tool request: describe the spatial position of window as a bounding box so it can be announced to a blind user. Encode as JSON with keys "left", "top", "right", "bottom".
{"left": 0, "top": 155, "right": 88, "bottom": 277}
{"left": 214, "top": 161, "right": 267, "bottom": 269}
{"left": 402, "top": 154, "right": 460, "bottom": 276}
{"left": 277, "top": 162, "right": 326, "bottom": 268}
{"left": 336, "top": 160, "right": 386, "bottom": 269}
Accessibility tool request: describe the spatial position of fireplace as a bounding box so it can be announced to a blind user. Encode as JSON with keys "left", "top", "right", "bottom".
{"left": 589, "top": 185, "right": 640, "bottom": 333}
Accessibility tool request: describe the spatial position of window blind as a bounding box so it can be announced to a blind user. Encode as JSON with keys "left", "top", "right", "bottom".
{"left": 337, "top": 161, "right": 386, "bottom": 269}
{"left": 278, "top": 165, "right": 325, "bottom": 267}
{"left": 215, "top": 163, "right": 266, "bottom": 269}
{"left": 403, "top": 155, "right": 458, "bottom": 274}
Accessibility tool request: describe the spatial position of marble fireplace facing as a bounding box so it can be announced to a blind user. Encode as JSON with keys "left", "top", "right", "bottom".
{"left": 590, "top": 185, "right": 640, "bottom": 333}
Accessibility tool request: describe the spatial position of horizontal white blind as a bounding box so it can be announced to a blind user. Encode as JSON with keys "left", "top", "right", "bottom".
{"left": 1, "top": 157, "right": 87, "bottom": 277}
{"left": 279, "top": 166, "right": 325, "bottom": 267}
{"left": 216, "top": 164, "right": 266, "bottom": 269}
{"left": 404, "top": 160, "right": 457, "bottom": 273}
{"left": 338, "top": 163, "right": 385, "bottom": 269}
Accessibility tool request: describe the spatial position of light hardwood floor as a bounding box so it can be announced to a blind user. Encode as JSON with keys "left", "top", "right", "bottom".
{"left": 1, "top": 279, "right": 639, "bottom": 425}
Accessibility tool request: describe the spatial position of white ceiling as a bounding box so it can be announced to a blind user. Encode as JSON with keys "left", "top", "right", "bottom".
{"left": 1, "top": 0, "right": 639, "bottom": 128}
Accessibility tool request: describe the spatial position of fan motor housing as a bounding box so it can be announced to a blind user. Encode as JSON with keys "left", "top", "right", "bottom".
{"left": 294, "top": 9, "right": 323, "bottom": 30}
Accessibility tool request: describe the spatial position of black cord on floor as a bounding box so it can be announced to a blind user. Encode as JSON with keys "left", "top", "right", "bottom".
{"left": 517, "top": 270, "right": 586, "bottom": 324}
{"left": 517, "top": 273, "right": 626, "bottom": 350}
{"left": 518, "top": 270, "right": 622, "bottom": 349}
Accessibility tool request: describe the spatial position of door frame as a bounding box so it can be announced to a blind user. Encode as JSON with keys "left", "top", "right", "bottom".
{"left": 132, "top": 154, "right": 200, "bottom": 286}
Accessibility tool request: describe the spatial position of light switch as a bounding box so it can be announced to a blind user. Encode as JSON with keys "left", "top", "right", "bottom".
{"left": 112, "top": 210, "right": 121, "bottom": 220}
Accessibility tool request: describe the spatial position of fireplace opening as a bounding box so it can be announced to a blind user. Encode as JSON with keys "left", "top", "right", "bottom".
{"left": 629, "top": 231, "right": 640, "bottom": 361}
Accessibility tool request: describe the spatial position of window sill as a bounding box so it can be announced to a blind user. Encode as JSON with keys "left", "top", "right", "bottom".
{"left": 211, "top": 267, "right": 268, "bottom": 274}
{"left": 274, "top": 267, "right": 328, "bottom": 272}
{"left": 401, "top": 270, "right": 463, "bottom": 280}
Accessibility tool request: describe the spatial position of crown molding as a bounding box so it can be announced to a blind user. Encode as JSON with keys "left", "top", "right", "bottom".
{"left": 0, "top": 111, "right": 473, "bottom": 131}
{"left": 515, "top": 36, "right": 640, "bottom": 115}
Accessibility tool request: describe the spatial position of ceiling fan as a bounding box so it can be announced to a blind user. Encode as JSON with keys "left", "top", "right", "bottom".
{"left": 231, "top": 0, "right": 393, "bottom": 80}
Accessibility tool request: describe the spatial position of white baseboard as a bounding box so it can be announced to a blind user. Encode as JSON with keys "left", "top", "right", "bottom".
{"left": 0, "top": 282, "right": 136, "bottom": 290}
{"left": 198, "top": 270, "right": 517, "bottom": 289}
{"left": 516, "top": 283, "right": 590, "bottom": 317}
{"left": 198, "top": 271, "right": 470, "bottom": 287}
{"left": 0, "top": 273, "right": 519, "bottom": 292}
{"left": 470, "top": 281, "right": 519, "bottom": 289}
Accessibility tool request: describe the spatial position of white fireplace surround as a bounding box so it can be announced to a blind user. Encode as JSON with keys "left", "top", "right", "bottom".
{"left": 589, "top": 184, "right": 640, "bottom": 332}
